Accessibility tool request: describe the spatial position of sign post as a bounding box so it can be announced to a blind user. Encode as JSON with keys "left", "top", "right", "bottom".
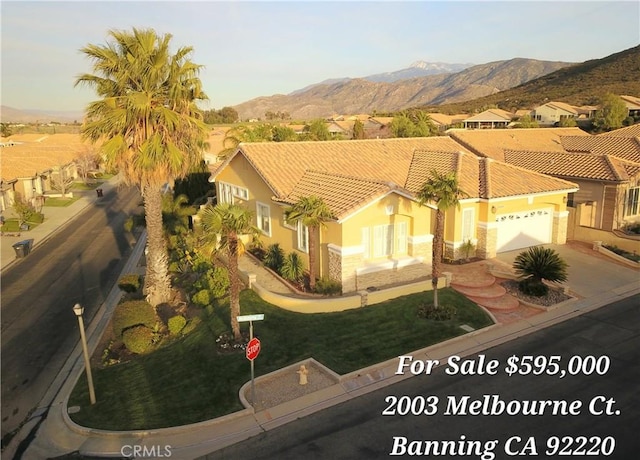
{"left": 238, "top": 314, "right": 264, "bottom": 407}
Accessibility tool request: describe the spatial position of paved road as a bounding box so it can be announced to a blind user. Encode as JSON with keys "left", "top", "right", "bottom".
{"left": 1, "top": 186, "right": 141, "bottom": 439}
{"left": 203, "top": 294, "right": 640, "bottom": 460}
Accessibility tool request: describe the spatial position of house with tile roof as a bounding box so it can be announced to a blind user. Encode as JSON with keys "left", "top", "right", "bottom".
{"left": 0, "top": 134, "right": 93, "bottom": 211}
{"left": 532, "top": 101, "right": 579, "bottom": 126}
{"left": 211, "top": 137, "right": 577, "bottom": 293}
{"left": 504, "top": 150, "right": 640, "bottom": 231}
{"left": 363, "top": 117, "right": 393, "bottom": 139}
{"left": 619, "top": 95, "right": 640, "bottom": 119}
{"left": 462, "top": 109, "right": 515, "bottom": 129}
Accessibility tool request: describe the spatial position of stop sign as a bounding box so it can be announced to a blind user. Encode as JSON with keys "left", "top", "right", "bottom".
{"left": 246, "top": 337, "right": 261, "bottom": 361}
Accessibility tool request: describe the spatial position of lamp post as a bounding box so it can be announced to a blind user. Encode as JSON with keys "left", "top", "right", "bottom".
{"left": 73, "top": 303, "right": 96, "bottom": 405}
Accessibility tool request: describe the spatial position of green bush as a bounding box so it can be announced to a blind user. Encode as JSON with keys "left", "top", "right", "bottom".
{"left": 208, "top": 267, "right": 229, "bottom": 299}
{"left": 624, "top": 223, "right": 640, "bottom": 235}
{"left": 263, "top": 243, "right": 285, "bottom": 271}
{"left": 122, "top": 325, "right": 154, "bottom": 354}
{"left": 29, "top": 213, "right": 45, "bottom": 224}
{"left": 513, "top": 246, "right": 568, "bottom": 284}
{"left": 123, "top": 217, "right": 134, "bottom": 233}
{"left": 314, "top": 277, "right": 342, "bottom": 295}
{"left": 168, "top": 315, "right": 187, "bottom": 335}
{"left": 280, "top": 252, "right": 305, "bottom": 282}
{"left": 181, "top": 316, "right": 202, "bottom": 335}
{"left": 191, "top": 289, "right": 210, "bottom": 307}
{"left": 518, "top": 278, "right": 549, "bottom": 297}
{"left": 118, "top": 274, "right": 141, "bottom": 293}
{"left": 112, "top": 300, "right": 157, "bottom": 338}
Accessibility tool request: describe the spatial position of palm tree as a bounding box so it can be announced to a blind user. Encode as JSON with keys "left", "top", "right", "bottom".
{"left": 284, "top": 196, "right": 333, "bottom": 291}
{"left": 513, "top": 246, "right": 568, "bottom": 296}
{"left": 75, "top": 28, "right": 208, "bottom": 306}
{"left": 416, "top": 170, "right": 468, "bottom": 308}
{"left": 198, "top": 203, "right": 259, "bottom": 340}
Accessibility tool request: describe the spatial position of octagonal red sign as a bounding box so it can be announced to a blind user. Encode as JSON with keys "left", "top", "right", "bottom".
{"left": 246, "top": 337, "right": 261, "bottom": 361}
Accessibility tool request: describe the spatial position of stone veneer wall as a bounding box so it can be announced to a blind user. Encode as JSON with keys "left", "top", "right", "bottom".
{"left": 409, "top": 241, "right": 432, "bottom": 259}
{"left": 552, "top": 212, "right": 568, "bottom": 244}
{"left": 338, "top": 252, "right": 365, "bottom": 293}
{"left": 355, "top": 263, "right": 428, "bottom": 292}
{"left": 477, "top": 223, "right": 498, "bottom": 259}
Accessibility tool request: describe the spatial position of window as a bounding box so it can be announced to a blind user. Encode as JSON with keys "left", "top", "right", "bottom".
{"left": 396, "top": 222, "right": 407, "bottom": 254}
{"left": 373, "top": 224, "right": 394, "bottom": 257}
{"left": 256, "top": 202, "right": 271, "bottom": 236}
{"left": 297, "top": 222, "right": 309, "bottom": 252}
{"left": 361, "top": 227, "right": 370, "bottom": 259}
{"left": 283, "top": 214, "right": 296, "bottom": 230}
{"left": 625, "top": 187, "right": 640, "bottom": 217}
{"left": 462, "top": 208, "right": 475, "bottom": 242}
{"left": 218, "top": 182, "right": 248, "bottom": 204}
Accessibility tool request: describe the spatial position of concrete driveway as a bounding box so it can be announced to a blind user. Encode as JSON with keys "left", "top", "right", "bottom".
{"left": 493, "top": 243, "right": 639, "bottom": 299}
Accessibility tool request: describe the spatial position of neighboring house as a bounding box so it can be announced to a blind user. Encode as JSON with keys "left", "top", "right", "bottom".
{"left": 0, "top": 134, "right": 90, "bottom": 210}
{"left": 532, "top": 101, "right": 579, "bottom": 126}
{"left": 619, "top": 95, "right": 640, "bottom": 118}
{"left": 211, "top": 137, "right": 576, "bottom": 293}
{"left": 326, "top": 120, "right": 355, "bottom": 139}
{"left": 363, "top": 117, "right": 393, "bottom": 139}
{"left": 504, "top": 150, "right": 640, "bottom": 231}
{"left": 448, "top": 127, "right": 590, "bottom": 162}
{"left": 462, "top": 109, "right": 515, "bottom": 129}
{"left": 428, "top": 113, "right": 467, "bottom": 131}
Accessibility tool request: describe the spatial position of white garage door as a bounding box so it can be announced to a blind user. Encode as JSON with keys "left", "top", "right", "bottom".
{"left": 496, "top": 208, "right": 553, "bottom": 253}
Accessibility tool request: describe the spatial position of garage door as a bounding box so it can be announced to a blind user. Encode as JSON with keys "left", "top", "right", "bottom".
{"left": 496, "top": 208, "right": 552, "bottom": 253}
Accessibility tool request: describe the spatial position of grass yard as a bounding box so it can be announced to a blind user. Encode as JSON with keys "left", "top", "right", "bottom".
{"left": 71, "top": 181, "right": 103, "bottom": 191}
{"left": 43, "top": 196, "right": 80, "bottom": 207}
{"left": 68, "top": 288, "right": 492, "bottom": 430}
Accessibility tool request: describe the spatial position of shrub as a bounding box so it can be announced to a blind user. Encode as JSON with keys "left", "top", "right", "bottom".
{"left": 29, "top": 213, "right": 45, "bottom": 224}
{"left": 518, "top": 278, "right": 549, "bottom": 297}
{"left": 417, "top": 303, "right": 456, "bottom": 320}
{"left": 122, "top": 325, "right": 154, "bottom": 354}
{"left": 314, "top": 277, "right": 342, "bottom": 295}
{"left": 280, "top": 252, "right": 305, "bottom": 282}
{"left": 112, "top": 300, "right": 157, "bottom": 338}
{"left": 624, "top": 222, "right": 640, "bottom": 235}
{"left": 263, "top": 244, "right": 285, "bottom": 271}
{"left": 181, "top": 316, "right": 202, "bottom": 335}
{"left": 191, "top": 289, "right": 211, "bottom": 308}
{"left": 460, "top": 239, "right": 475, "bottom": 260}
{"left": 168, "top": 315, "right": 187, "bottom": 335}
{"left": 513, "top": 246, "right": 568, "bottom": 284}
{"left": 208, "top": 267, "right": 229, "bottom": 299}
{"left": 118, "top": 274, "right": 141, "bottom": 293}
{"left": 123, "top": 216, "right": 134, "bottom": 233}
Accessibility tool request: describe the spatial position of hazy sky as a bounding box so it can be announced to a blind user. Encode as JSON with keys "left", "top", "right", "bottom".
{"left": 1, "top": 1, "right": 638, "bottom": 112}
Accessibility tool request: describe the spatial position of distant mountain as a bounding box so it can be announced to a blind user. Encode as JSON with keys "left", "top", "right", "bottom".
{"left": 424, "top": 45, "right": 640, "bottom": 114}
{"left": 0, "top": 106, "right": 84, "bottom": 124}
{"left": 289, "top": 61, "right": 473, "bottom": 95}
{"left": 233, "top": 58, "right": 574, "bottom": 120}
{"left": 365, "top": 61, "right": 473, "bottom": 83}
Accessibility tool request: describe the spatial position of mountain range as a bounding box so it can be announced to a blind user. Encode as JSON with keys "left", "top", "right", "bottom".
{"left": 232, "top": 58, "right": 575, "bottom": 120}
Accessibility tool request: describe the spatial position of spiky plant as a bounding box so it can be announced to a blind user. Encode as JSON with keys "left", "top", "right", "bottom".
{"left": 263, "top": 244, "right": 285, "bottom": 272}
{"left": 280, "top": 252, "right": 305, "bottom": 284}
{"left": 513, "top": 246, "right": 568, "bottom": 296}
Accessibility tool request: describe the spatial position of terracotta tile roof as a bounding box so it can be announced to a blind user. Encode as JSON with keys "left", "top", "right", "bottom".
{"left": 215, "top": 138, "right": 578, "bottom": 217}
{"left": 405, "top": 150, "right": 577, "bottom": 199}
{"left": 448, "top": 127, "right": 588, "bottom": 162}
{"left": 620, "top": 95, "right": 640, "bottom": 109}
{"left": 543, "top": 101, "right": 579, "bottom": 114}
{"left": 275, "top": 170, "right": 398, "bottom": 220}
{"left": 463, "top": 109, "right": 515, "bottom": 122}
{"left": 561, "top": 135, "right": 640, "bottom": 163}
{"left": 368, "top": 117, "right": 394, "bottom": 126}
{"left": 233, "top": 137, "right": 468, "bottom": 198}
{"left": 598, "top": 124, "right": 640, "bottom": 138}
{"left": 504, "top": 149, "right": 640, "bottom": 182}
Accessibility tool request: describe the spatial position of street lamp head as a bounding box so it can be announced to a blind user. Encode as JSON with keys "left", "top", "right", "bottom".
{"left": 73, "top": 303, "right": 84, "bottom": 316}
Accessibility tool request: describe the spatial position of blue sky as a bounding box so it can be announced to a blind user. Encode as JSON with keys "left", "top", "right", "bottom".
{"left": 1, "top": 1, "right": 638, "bottom": 112}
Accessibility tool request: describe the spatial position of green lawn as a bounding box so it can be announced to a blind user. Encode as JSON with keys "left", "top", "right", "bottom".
{"left": 68, "top": 288, "right": 492, "bottom": 430}
{"left": 71, "top": 181, "right": 103, "bottom": 191}
{"left": 1, "top": 217, "right": 42, "bottom": 232}
{"left": 43, "top": 196, "right": 80, "bottom": 207}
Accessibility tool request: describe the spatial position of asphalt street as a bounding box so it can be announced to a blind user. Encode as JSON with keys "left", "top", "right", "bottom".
{"left": 1, "top": 186, "right": 142, "bottom": 440}
{"left": 203, "top": 294, "right": 640, "bottom": 460}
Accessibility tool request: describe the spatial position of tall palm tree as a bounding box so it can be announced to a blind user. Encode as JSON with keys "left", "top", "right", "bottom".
{"left": 285, "top": 196, "right": 333, "bottom": 291}
{"left": 75, "top": 28, "right": 208, "bottom": 306}
{"left": 198, "top": 203, "right": 259, "bottom": 340}
{"left": 416, "top": 170, "right": 468, "bottom": 308}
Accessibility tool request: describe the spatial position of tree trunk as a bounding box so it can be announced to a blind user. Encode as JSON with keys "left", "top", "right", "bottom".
{"left": 228, "top": 232, "right": 241, "bottom": 340}
{"left": 143, "top": 185, "right": 172, "bottom": 307}
{"left": 308, "top": 225, "right": 318, "bottom": 291}
{"left": 432, "top": 210, "right": 445, "bottom": 309}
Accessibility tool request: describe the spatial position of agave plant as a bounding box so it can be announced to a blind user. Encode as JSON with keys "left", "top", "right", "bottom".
{"left": 280, "top": 252, "right": 305, "bottom": 283}
{"left": 513, "top": 246, "right": 569, "bottom": 284}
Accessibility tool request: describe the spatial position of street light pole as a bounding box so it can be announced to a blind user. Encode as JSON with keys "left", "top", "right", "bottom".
{"left": 73, "top": 303, "right": 96, "bottom": 405}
